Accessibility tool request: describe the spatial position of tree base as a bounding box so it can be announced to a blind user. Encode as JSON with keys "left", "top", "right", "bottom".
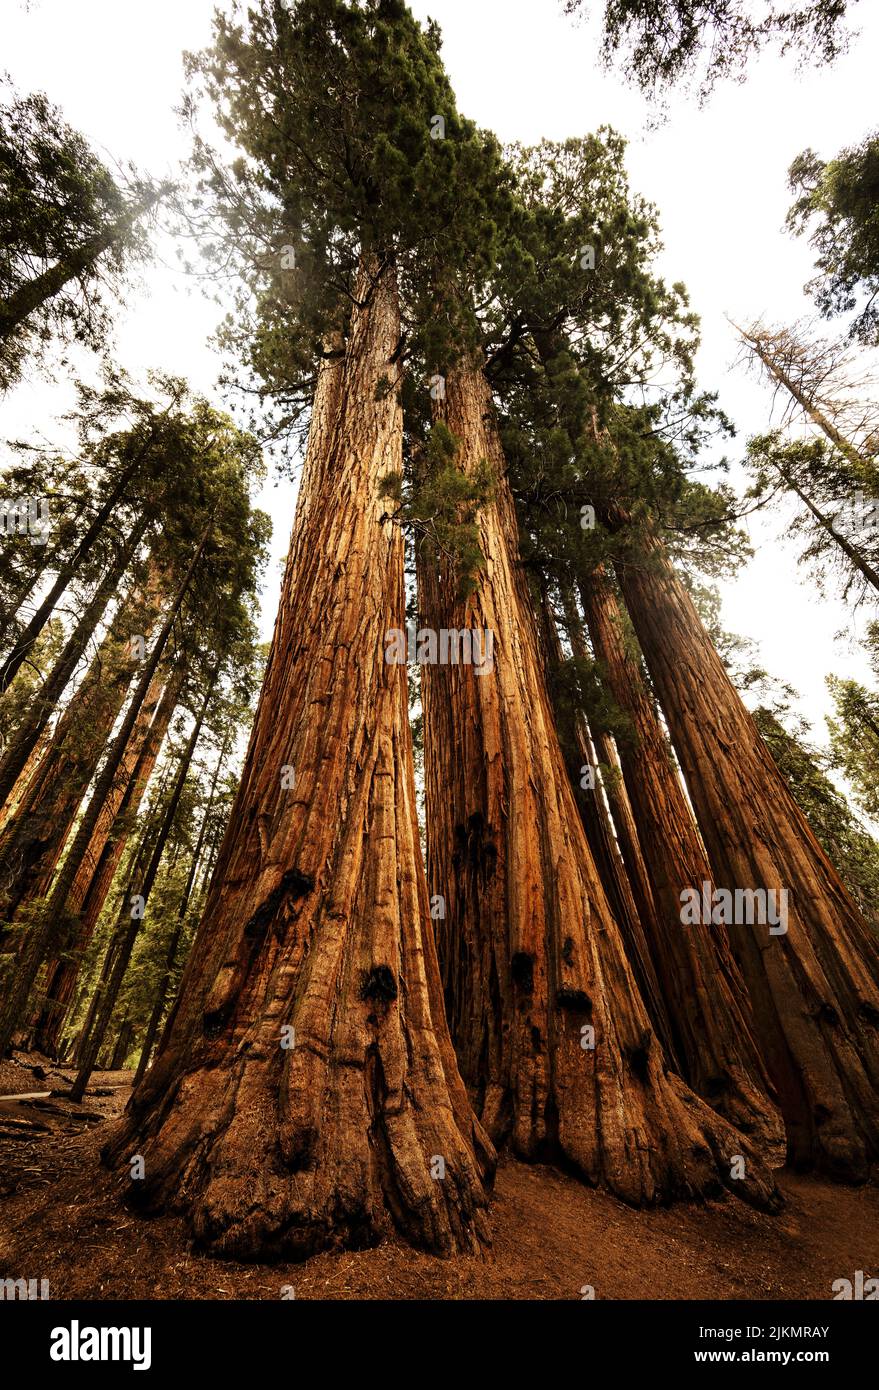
{"left": 104, "top": 1034, "right": 495, "bottom": 1263}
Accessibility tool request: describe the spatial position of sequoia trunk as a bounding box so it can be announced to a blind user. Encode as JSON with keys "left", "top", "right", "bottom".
{"left": 418, "top": 356, "right": 780, "bottom": 1209}
{"left": 616, "top": 527, "right": 879, "bottom": 1177}
{"left": 104, "top": 258, "right": 493, "bottom": 1262}
{"left": 579, "top": 566, "right": 783, "bottom": 1154}
{"left": 536, "top": 586, "right": 677, "bottom": 1069}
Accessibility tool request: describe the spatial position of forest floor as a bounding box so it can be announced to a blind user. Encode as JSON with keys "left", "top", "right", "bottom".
{"left": 0, "top": 1049, "right": 877, "bottom": 1301}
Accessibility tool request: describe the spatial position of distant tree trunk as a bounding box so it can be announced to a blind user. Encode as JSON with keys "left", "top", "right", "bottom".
{"left": 578, "top": 565, "right": 783, "bottom": 1155}
{"left": 0, "top": 448, "right": 150, "bottom": 694}
{"left": 0, "top": 526, "right": 207, "bottom": 1055}
{"left": 774, "top": 456, "right": 879, "bottom": 594}
{"left": 104, "top": 257, "right": 494, "bottom": 1262}
{"left": 736, "top": 323, "right": 874, "bottom": 481}
{"left": 71, "top": 673, "right": 217, "bottom": 1101}
{"left": 33, "top": 666, "right": 181, "bottom": 1056}
{"left": 108, "top": 1016, "right": 134, "bottom": 1071}
{"left": 417, "top": 354, "right": 780, "bottom": 1209}
{"left": 0, "top": 565, "right": 162, "bottom": 919}
{"left": 556, "top": 586, "right": 659, "bottom": 954}
{"left": 45, "top": 692, "right": 180, "bottom": 1065}
{"left": 616, "top": 524, "right": 879, "bottom": 1177}
{"left": 0, "top": 187, "right": 164, "bottom": 343}
{"left": 0, "top": 516, "right": 147, "bottom": 806}
{"left": 0, "top": 725, "right": 50, "bottom": 834}
{"left": 132, "top": 723, "right": 232, "bottom": 1089}
{"left": 535, "top": 584, "right": 678, "bottom": 1069}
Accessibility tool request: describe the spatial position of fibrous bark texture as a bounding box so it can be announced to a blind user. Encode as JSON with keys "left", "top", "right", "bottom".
{"left": 418, "top": 358, "right": 781, "bottom": 1211}
{"left": 537, "top": 587, "right": 678, "bottom": 1069}
{"left": 579, "top": 567, "right": 784, "bottom": 1158}
{"left": 105, "top": 258, "right": 494, "bottom": 1261}
{"left": 616, "top": 529, "right": 879, "bottom": 1178}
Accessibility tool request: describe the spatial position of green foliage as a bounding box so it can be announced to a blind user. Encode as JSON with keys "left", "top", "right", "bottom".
{"left": 185, "top": 0, "right": 514, "bottom": 440}
{"left": 1, "top": 370, "right": 271, "bottom": 703}
{"left": 827, "top": 670, "right": 879, "bottom": 820}
{"left": 787, "top": 130, "right": 879, "bottom": 344}
{"left": 0, "top": 78, "right": 162, "bottom": 387}
{"left": 564, "top": 0, "right": 857, "bottom": 101}
{"left": 384, "top": 421, "right": 492, "bottom": 596}
{"left": 754, "top": 703, "right": 879, "bottom": 928}
{"left": 745, "top": 430, "right": 879, "bottom": 601}
{"left": 0, "top": 618, "right": 64, "bottom": 751}
{"left": 550, "top": 640, "right": 636, "bottom": 752}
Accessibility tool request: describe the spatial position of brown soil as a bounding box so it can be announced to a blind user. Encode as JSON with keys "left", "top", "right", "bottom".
{"left": 1, "top": 1051, "right": 877, "bottom": 1300}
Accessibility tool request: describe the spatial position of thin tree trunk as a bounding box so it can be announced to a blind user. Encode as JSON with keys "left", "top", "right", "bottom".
{"left": 736, "top": 324, "right": 874, "bottom": 481}
{"left": 0, "top": 188, "right": 163, "bottom": 342}
{"left": 33, "top": 664, "right": 181, "bottom": 1056}
{"left": 775, "top": 458, "right": 879, "bottom": 594}
{"left": 132, "top": 723, "right": 232, "bottom": 1089}
{"left": 615, "top": 525, "right": 879, "bottom": 1177}
{"left": 0, "top": 447, "right": 150, "bottom": 694}
{"left": 65, "top": 718, "right": 182, "bottom": 1070}
{"left": 103, "top": 257, "right": 494, "bottom": 1262}
{"left": 418, "top": 354, "right": 780, "bottom": 1209}
{"left": 0, "top": 564, "right": 162, "bottom": 920}
{"left": 0, "top": 526, "right": 207, "bottom": 1054}
{"left": 0, "top": 516, "right": 147, "bottom": 806}
{"left": 108, "top": 1016, "right": 134, "bottom": 1071}
{"left": 536, "top": 584, "right": 678, "bottom": 1071}
{"left": 579, "top": 565, "right": 783, "bottom": 1154}
{"left": 71, "top": 673, "right": 217, "bottom": 1101}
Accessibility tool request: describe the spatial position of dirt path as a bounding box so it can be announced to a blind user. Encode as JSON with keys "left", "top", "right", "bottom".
{"left": 0, "top": 1052, "right": 877, "bottom": 1300}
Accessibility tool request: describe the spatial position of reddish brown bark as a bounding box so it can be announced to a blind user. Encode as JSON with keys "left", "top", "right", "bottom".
{"left": 104, "top": 258, "right": 493, "bottom": 1261}
{"left": 33, "top": 667, "right": 178, "bottom": 1056}
{"left": 616, "top": 528, "right": 879, "bottom": 1177}
{"left": 536, "top": 586, "right": 678, "bottom": 1071}
{"left": 0, "top": 566, "right": 162, "bottom": 920}
{"left": 579, "top": 567, "right": 783, "bottom": 1155}
{"left": 0, "top": 726, "right": 50, "bottom": 836}
{"left": 0, "top": 516, "right": 147, "bottom": 805}
{"left": 556, "top": 586, "right": 660, "bottom": 953}
{"left": 0, "top": 527, "right": 204, "bottom": 1055}
{"left": 71, "top": 673, "right": 216, "bottom": 1101}
{"left": 418, "top": 357, "right": 780, "bottom": 1210}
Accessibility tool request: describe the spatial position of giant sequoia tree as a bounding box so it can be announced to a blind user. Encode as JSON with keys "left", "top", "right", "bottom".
{"left": 609, "top": 511, "right": 879, "bottom": 1177}
{"left": 474, "top": 121, "right": 879, "bottom": 1181}
{"left": 417, "top": 352, "right": 779, "bottom": 1207}
{"left": 105, "top": 0, "right": 506, "bottom": 1261}
{"left": 1, "top": 0, "right": 873, "bottom": 1283}
{"left": 410, "top": 122, "right": 784, "bottom": 1192}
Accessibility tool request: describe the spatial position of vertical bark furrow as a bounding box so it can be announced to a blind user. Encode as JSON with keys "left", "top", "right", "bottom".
{"left": 419, "top": 357, "right": 781, "bottom": 1211}
{"left": 616, "top": 529, "right": 879, "bottom": 1177}
{"left": 104, "top": 258, "right": 493, "bottom": 1261}
{"left": 579, "top": 566, "right": 784, "bottom": 1156}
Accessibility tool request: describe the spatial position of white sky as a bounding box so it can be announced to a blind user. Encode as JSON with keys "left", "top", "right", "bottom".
{"left": 3, "top": 0, "right": 878, "bottom": 753}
